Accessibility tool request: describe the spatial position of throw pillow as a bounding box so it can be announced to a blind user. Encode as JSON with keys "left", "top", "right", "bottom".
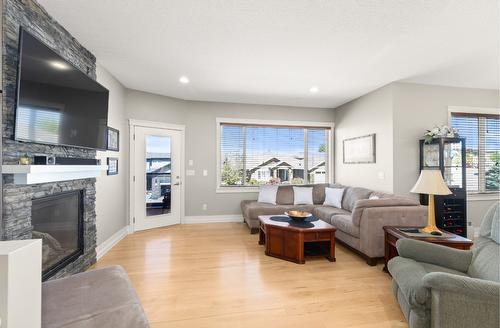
{"left": 257, "top": 185, "right": 279, "bottom": 205}
{"left": 324, "top": 187, "right": 345, "bottom": 208}
{"left": 369, "top": 194, "right": 380, "bottom": 200}
{"left": 293, "top": 186, "right": 314, "bottom": 205}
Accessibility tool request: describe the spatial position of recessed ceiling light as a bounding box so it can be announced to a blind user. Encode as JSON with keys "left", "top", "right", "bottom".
{"left": 309, "top": 86, "right": 319, "bottom": 93}
{"left": 49, "top": 61, "right": 70, "bottom": 70}
{"left": 179, "top": 76, "right": 190, "bottom": 84}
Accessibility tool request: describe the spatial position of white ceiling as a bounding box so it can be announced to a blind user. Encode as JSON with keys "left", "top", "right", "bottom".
{"left": 38, "top": 0, "right": 499, "bottom": 108}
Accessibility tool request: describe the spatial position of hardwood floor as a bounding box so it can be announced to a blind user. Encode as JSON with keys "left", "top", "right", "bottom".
{"left": 95, "top": 223, "right": 407, "bottom": 328}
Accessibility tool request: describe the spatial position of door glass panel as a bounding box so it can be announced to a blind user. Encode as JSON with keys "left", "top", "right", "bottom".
{"left": 146, "top": 135, "right": 171, "bottom": 217}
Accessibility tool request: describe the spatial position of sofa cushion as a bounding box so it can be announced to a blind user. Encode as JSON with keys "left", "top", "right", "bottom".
{"left": 276, "top": 185, "right": 294, "bottom": 205}
{"left": 312, "top": 206, "right": 350, "bottom": 223}
{"left": 275, "top": 183, "right": 333, "bottom": 205}
{"left": 331, "top": 214, "right": 359, "bottom": 237}
{"left": 241, "top": 200, "right": 314, "bottom": 220}
{"left": 341, "top": 187, "right": 373, "bottom": 211}
{"left": 42, "top": 265, "right": 149, "bottom": 328}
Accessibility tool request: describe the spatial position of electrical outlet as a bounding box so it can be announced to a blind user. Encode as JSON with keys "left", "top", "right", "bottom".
{"left": 202, "top": 204, "right": 207, "bottom": 211}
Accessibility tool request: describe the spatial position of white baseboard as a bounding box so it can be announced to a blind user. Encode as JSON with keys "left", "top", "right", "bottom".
{"left": 96, "top": 226, "right": 130, "bottom": 260}
{"left": 182, "top": 215, "right": 243, "bottom": 224}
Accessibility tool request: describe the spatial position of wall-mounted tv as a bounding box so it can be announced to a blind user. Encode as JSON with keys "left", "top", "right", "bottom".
{"left": 15, "top": 28, "right": 109, "bottom": 150}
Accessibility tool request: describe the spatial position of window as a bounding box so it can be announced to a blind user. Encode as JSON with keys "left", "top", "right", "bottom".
{"left": 218, "top": 120, "right": 332, "bottom": 189}
{"left": 451, "top": 112, "right": 500, "bottom": 193}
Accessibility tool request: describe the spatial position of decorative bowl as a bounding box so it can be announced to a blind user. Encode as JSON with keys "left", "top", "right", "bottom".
{"left": 285, "top": 210, "right": 312, "bottom": 221}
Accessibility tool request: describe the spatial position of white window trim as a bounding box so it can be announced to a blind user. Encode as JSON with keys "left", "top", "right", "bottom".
{"left": 448, "top": 106, "right": 500, "bottom": 197}
{"left": 215, "top": 118, "right": 335, "bottom": 193}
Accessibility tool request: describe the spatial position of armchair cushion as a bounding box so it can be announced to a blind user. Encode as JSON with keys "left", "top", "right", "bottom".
{"left": 467, "top": 238, "right": 500, "bottom": 282}
{"left": 479, "top": 201, "right": 499, "bottom": 238}
{"left": 396, "top": 239, "right": 472, "bottom": 273}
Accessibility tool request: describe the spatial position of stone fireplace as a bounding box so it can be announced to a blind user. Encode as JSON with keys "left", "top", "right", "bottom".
{"left": 2, "top": 0, "right": 99, "bottom": 279}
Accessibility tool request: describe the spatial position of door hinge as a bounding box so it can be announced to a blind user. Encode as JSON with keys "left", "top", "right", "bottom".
{"left": 133, "top": 133, "right": 136, "bottom": 140}
{"left": 133, "top": 175, "right": 136, "bottom": 182}
{"left": 133, "top": 217, "right": 136, "bottom": 223}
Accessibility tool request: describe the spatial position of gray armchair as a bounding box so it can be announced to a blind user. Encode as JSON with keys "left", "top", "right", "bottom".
{"left": 388, "top": 202, "right": 500, "bottom": 328}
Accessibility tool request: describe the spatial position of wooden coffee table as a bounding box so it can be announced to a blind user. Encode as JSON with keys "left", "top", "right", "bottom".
{"left": 383, "top": 226, "right": 473, "bottom": 271}
{"left": 258, "top": 215, "right": 336, "bottom": 264}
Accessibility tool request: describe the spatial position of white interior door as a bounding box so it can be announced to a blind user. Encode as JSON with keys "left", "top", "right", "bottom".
{"left": 133, "top": 126, "right": 182, "bottom": 231}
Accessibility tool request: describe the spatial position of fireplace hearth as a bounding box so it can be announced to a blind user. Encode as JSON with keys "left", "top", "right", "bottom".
{"left": 32, "top": 190, "right": 84, "bottom": 280}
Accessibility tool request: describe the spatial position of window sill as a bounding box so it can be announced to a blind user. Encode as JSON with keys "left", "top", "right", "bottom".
{"left": 467, "top": 192, "right": 500, "bottom": 201}
{"left": 216, "top": 187, "right": 260, "bottom": 194}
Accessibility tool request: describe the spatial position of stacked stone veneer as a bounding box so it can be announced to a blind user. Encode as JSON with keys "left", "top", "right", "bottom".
{"left": 2, "top": 0, "right": 99, "bottom": 278}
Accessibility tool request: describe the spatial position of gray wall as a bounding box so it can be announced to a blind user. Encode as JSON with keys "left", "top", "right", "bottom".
{"left": 334, "top": 81, "right": 499, "bottom": 234}
{"left": 125, "top": 89, "right": 335, "bottom": 217}
{"left": 334, "top": 84, "right": 394, "bottom": 192}
{"left": 392, "top": 82, "right": 499, "bottom": 231}
{"left": 95, "top": 64, "right": 128, "bottom": 244}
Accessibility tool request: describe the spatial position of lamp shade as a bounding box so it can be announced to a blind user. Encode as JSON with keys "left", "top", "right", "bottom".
{"left": 411, "top": 169, "right": 452, "bottom": 195}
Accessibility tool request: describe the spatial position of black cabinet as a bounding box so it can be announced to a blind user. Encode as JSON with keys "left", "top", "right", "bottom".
{"left": 419, "top": 138, "right": 467, "bottom": 237}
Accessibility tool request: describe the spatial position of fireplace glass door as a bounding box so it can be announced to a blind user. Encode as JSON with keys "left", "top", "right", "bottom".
{"left": 31, "top": 190, "right": 84, "bottom": 280}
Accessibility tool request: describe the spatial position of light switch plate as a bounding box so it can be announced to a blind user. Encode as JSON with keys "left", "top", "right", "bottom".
{"left": 186, "top": 169, "right": 195, "bottom": 176}
{"left": 203, "top": 169, "right": 208, "bottom": 176}
{"left": 188, "top": 159, "right": 194, "bottom": 166}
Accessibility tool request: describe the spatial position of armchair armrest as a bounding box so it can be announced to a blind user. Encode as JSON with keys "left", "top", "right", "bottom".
{"left": 396, "top": 239, "right": 472, "bottom": 273}
{"left": 423, "top": 272, "right": 500, "bottom": 302}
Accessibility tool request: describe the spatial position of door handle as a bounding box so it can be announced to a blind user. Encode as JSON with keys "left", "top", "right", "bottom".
{"left": 173, "top": 182, "right": 182, "bottom": 186}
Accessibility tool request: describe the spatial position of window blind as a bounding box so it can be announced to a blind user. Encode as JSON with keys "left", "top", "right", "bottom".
{"left": 451, "top": 113, "right": 500, "bottom": 192}
{"left": 219, "top": 123, "right": 330, "bottom": 187}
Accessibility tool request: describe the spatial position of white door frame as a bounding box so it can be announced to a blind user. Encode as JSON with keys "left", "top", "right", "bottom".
{"left": 128, "top": 119, "right": 186, "bottom": 231}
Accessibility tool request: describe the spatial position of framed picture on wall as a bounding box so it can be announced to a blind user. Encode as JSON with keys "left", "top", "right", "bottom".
{"left": 107, "top": 157, "right": 118, "bottom": 175}
{"left": 107, "top": 127, "right": 119, "bottom": 151}
{"left": 343, "top": 134, "right": 376, "bottom": 164}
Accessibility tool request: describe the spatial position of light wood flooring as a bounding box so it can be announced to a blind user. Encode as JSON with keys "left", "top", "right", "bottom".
{"left": 95, "top": 223, "right": 407, "bottom": 328}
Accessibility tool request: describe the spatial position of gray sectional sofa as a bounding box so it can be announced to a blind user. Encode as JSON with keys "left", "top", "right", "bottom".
{"left": 241, "top": 184, "right": 427, "bottom": 265}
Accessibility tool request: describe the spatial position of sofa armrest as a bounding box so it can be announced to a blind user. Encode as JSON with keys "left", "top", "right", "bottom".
{"left": 358, "top": 206, "right": 427, "bottom": 258}
{"left": 396, "top": 239, "right": 472, "bottom": 273}
{"left": 423, "top": 272, "right": 500, "bottom": 302}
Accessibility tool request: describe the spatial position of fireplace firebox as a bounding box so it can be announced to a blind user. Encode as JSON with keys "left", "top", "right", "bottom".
{"left": 31, "top": 190, "right": 84, "bottom": 280}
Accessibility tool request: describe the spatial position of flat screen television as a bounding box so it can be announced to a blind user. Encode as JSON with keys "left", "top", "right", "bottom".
{"left": 15, "top": 28, "right": 109, "bottom": 150}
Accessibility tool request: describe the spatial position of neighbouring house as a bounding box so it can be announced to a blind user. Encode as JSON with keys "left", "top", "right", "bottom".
{"left": 246, "top": 157, "right": 326, "bottom": 184}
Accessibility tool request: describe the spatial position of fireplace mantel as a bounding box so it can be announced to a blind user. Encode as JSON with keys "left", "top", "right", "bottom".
{"left": 2, "top": 165, "right": 107, "bottom": 184}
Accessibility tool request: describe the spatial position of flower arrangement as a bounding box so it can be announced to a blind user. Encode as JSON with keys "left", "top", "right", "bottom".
{"left": 424, "top": 125, "right": 458, "bottom": 143}
{"left": 268, "top": 177, "right": 281, "bottom": 185}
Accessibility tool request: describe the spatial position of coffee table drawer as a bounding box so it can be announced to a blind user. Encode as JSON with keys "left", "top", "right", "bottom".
{"left": 304, "top": 231, "right": 331, "bottom": 241}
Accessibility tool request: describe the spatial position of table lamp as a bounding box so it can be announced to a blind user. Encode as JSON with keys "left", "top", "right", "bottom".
{"left": 411, "top": 169, "right": 452, "bottom": 233}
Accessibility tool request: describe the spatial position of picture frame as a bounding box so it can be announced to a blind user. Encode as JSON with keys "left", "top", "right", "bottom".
{"left": 343, "top": 134, "right": 376, "bottom": 164}
{"left": 107, "top": 127, "right": 119, "bottom": 151}
{"left": 107, "top": 157, "right": 118, "bottom": 175}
